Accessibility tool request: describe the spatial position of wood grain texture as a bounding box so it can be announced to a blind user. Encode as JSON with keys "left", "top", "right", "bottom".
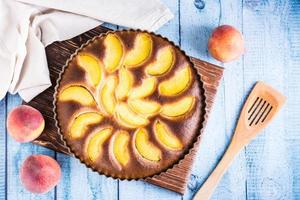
{"left": 285, "top": 1, "right": 300, "bottom": 199}
{"left": 182, "top": 1, "right": 248, "bottom": 199}
{"left": 2, "top": 0, "right": 300, "bottom": 199}
{"left": 118, "top": 1, "right": 183, "bottom": 199}
{"left": 6, "top": 95, "right": 55, "bottom": 200}
{"left": 23, "top": 24, "right": 223, "bottom": 195}
{"left": 194, "top": 81, "right": 287, "bottom": 200}
{"left": 179, "top": 1, "right": 236, "bottom": 199}
{"left": 55, "top": 23, "right": 119, "bottom": 200}
{"left": 243, "top": 1, "right": 293, "bottom": 199}
{"left": 0, "top": 98, "right": 6, "bottom": 200}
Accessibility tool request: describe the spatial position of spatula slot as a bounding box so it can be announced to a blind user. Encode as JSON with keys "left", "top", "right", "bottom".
{"left": 248, "top": 97, "right": 259, "bottom": 114}
{"left": 254, "top": 103, "right": 270, "bottom": 125}
{"left": 261, "top": 106, "right": 273, "bottom": 123}
{"left": 249, "top": 100, "right": 266, "bottom": 126}
{"left": 248, "top": 97, "right": 262, "bottom": 120}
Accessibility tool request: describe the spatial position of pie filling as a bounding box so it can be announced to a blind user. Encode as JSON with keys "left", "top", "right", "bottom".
{"left": 55, "top": 30, "right": 202, "bottom": 179}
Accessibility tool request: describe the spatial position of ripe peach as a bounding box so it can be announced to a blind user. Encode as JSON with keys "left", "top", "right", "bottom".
{"left": 208, "top": 25, "right": 245, "bottom": 62}
{"left": 20, "top": 155, "right": 61, "bottom": 194}
{"left": 7, "top": 105, "right": 45, "bottom": 143}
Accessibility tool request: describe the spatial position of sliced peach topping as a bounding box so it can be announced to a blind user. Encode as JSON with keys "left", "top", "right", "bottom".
{"left": 128, "top": 99, "right": 160, "bottom": 117}
{"left": 160, "top": 96, "right": 196, "bottom": 120}
{"left": 129, "top": 77, "right": 157, "bottom": 99}
{"left": 135, "top": 128, "right": 161, "bottom": 161}
{"left": 77, "top": 53, "right": 103, "bottom": 87}
{"left": 86, "top": 127, "right": 112, "bottom": 162}
{"left": 158, "top": 65, "right": 192, "bottom": 96}
{"left": 103, "top": 34, "right": 124, "bottom": 73}
{"left": 124, "top": 33, "right": 152, "bottom": 68}
{"left": 113, "top": 130, "right": 130, "bottom": 167}
{"left": 114, "top": 103, "right": 149, "bottom": 129}
{"left": 115, "top": 68, "right": 134, "bottom": 100}
{"left": 69, "top": 112, "right": 103, "bottom": 139}
{"left": 153, "top": 120, "right": 183, "bottom": 150}
{"left": 99, "top": 75, "right": 118, "bottom": 115}
{"left": 146, "top": 46, "right": 175, "bottom": 76}
{"left": 59, "top": 86, "right": 95, "bottom": 106}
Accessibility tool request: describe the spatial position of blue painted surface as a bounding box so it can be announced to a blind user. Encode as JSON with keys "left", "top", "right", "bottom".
{"left": 1, "top": 0, "right": 300, "bottom": 199}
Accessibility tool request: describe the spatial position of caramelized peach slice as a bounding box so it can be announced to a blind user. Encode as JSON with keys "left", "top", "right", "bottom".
{"left": 113, "top": 130, "right": 130, "bottom": 167}
{"left": 128, "top": 99, "right": 160, "bottom": 117}
{"left": 77, "top": 53, "right": 102, "bottom": 87}
{"left": 86, "top": 127, "right": 112, "bottom": 162}
{"left": 115, "top": 103, "right": 149, "bottom": 129}
{"left": 115, "top": 68, "right": 134, "bottom": 100}
{"left": 135, "top": 128, "right": 161, "bottom": 161}
{"left": 158, "top": 65, "right": 192, "bottom": 96}
{"left": 146, "top": 46, "right": 175, "bottom": 76}
{"left": 129, "top": 77, "right": 157, "bottom": 99}
{"left": 103, "top": 34, "right": 123, "bottom": 73}
{"left": 124, "top": 33, "right": 152, "bottom": 68}
{"left": 161, "top": 96, "right": 196, "bottom": 120}
{"left": 99, "top": 76, "right": 118, "bottom": 115}
{"left": 58, "top": 86, "right": 95, "bottom": 106}
{"left": 154, "top": 120, "right": 183, "bottom": 150}
{"left": 69, "top": 112, "right": 103, "bottom": 139}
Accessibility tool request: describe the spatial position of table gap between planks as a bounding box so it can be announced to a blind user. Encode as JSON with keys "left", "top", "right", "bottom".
{"left": 1, "top": 0, "right": 300, "bottom": 199}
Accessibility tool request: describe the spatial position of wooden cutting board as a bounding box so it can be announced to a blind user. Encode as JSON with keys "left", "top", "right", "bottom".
{"left": 25, "top": 26, "right": 223, "bottom": 194}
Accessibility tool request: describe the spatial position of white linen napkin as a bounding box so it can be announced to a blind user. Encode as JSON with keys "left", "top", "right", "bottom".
{"left": 0, "top": 0, "right": 173, "bottom": 102}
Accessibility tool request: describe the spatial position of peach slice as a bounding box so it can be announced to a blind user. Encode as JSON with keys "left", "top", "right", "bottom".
{"left": 58, "top": 86, "right": 95, "bottom": 106}
{"left": 124, "top": 33, "right": 152, "bottom": 68}
{"left": 113, "top": 130, "right": 130, "bottom": 167}
{"left": 129, "top": 77, "right": 157, "bottom": 99}
{"left": 158, "top": 65, "right": 192, "bottom": 96}
{"left": 128, "top": 99, "right": 160, "bottom": 117}
{"left": 86, "top": 127, "right": 112, "bottom": 162}
{"left": 153, "top": 120, "right": 183, "bottom": 150}
{"left": 77, "top": 53, "right": 102, "bottom": 87}
{"left": 135, "top": 128, "right": 161, "bottom": 161}
{"left": 115, "top": 103, "right": 149, "bottom": 129}
{"left": 103, "top": 34, "right": 124, "bottom": 73}
{"left": 115, "top": 68, "right": 134, "bottom": 100}
{"left": 145, "top": 46, "right": 175, "bottom": 76}
{"left": 99, "top": 75, "right": 118, "bottom": 115}
{"left": 69, "top": 112, "right": 103, "bottom": 139}
{"left": 161, "top": 96, "right": 196, "bottom": 120}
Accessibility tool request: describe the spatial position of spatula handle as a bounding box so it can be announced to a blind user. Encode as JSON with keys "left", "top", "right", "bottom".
{"left": 193, "top": 140, "right": 243, "bottom": 200}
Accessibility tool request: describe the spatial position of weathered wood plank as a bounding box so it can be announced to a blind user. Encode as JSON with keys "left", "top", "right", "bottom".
{"left": 0, "top": 97, "right": 6, "bottom": 200}
{"left": 118, "top": 0, "right": 182, "bottom": 199}
{"left": 179, "top": 1, "right": 236, "bottom": 199}
{"left": 285, "top": 1, "right": 300, "bottom": 199}
{"left": 6, "top": 94, "right": 55, "bottom": 199}
{"left": 3, "top": 1, "right": 299, "bottom": 199}
{"left": 56, "top": 153, "right": 118, "bottom": 200}
{"left": 56, "top": 23, "right": 119, "bottom": 200}
{"left": 243, "top": 0, "right": 293, "bottom": 199}
{"left": 208, "top": 1, "right": 247, "bottom": 199}
{"left": 24, "top": 23, "right": 224, "bottom": 195}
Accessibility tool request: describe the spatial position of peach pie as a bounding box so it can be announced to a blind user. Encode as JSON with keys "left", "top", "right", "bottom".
{"left": 54, "top": 30, "right": 204, "bottom": 179}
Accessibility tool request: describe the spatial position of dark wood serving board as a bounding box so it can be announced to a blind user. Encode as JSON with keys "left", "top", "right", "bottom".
{"left": 25, "top": 26, "right": 223, "bottom": 194}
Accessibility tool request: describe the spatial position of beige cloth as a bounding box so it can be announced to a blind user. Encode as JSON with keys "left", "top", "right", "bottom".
{"left": 0, "top": 0, "right": 173, "bottom": 102}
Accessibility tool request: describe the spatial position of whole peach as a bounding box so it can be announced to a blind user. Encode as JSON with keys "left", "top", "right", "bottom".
{"left": 7, "top": 105, "right": 45, "bottom": 142}
{"left": 208, "top": 25, "right": 245, "bottom": 62}
{"left": 20, "top": 155, "right": 61, "bottom": 194}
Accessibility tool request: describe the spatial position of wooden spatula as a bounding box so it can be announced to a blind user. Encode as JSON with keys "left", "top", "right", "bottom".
{"left": 193, "top": 81, "right": 286, "bottom": 200}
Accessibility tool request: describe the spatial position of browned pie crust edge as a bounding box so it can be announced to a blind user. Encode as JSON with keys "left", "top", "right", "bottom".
{"left": 53, "top": 29, "right": 206, "bottom": 180}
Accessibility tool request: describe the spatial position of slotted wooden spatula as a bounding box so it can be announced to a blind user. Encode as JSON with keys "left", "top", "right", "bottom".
{"left": 193, "top": 81, "right": 286, "bottom": 200}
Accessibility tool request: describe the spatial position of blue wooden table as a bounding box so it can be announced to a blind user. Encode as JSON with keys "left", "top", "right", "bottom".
{"left": 1, "top": 0, "right": 300, "bottom": 199}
